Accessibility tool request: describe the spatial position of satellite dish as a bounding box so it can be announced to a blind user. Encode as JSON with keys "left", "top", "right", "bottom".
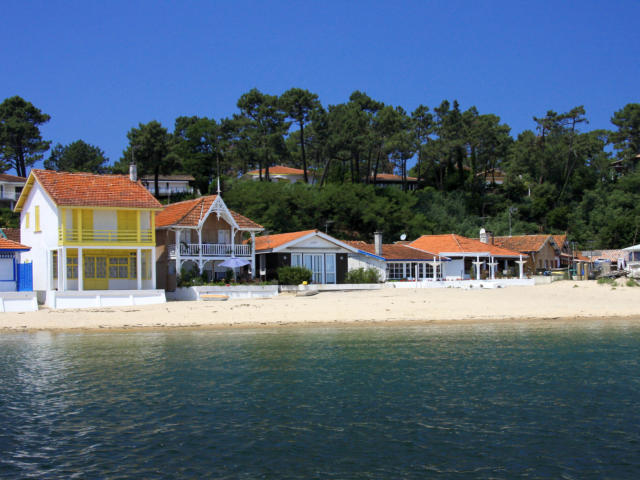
{"left": 400, "top": 233, "right": 407, "bottom": 241}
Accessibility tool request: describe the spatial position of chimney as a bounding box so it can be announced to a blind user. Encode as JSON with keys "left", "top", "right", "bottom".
{"left": 479, "top": 228, "right": 488, "bottom": 244}
{"left": 374, "top": 231, "right": 383, "bottom": 256}
{"left": 129, "top": 164, "right": 137, "bottom": 182}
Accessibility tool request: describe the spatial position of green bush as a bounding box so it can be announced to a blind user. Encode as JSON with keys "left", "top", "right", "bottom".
{"left": 177, "top": 264, "right": 207, "bottom": 287}
{"left": 626, "top": 278, "right": 639, "bottom": 287}
{"left": 597, "top": 277, "right": 616, "bottom": 286}
{"left": 277, "top": 266, "right": 312, "bottom": 285}
{"left": 345, "top": 267, "right": 381, "bottom": 284}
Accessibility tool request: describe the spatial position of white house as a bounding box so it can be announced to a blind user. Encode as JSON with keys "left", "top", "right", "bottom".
{"left": 244, "top": 165, "right": 312, "bottom": 183}
{"left": 140, "top": 174, "right": 195, "bottom": 197}
{"left": 14, "top": 168, "right": 166, "bottom": 308}
{"left": 0, "top": 173, "right": 26, "bottom": 209}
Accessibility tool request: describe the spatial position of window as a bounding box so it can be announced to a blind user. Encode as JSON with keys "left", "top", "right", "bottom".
{"left": 109, "top": 257, "right": 129, "bottom": 279}
{"left": 35, "top": 206, "right": 40, "bottom": 232}
{"left": 218, "top": 230, "right": 231, "bottom": 244}
{"left": 52, "top": 251, "right": 58, "bottom": 279}
{"left": 386, "top": 262, "right": 405, "bottom": 280}
{"left": 291, "top": 253, "right": 302, "bottom": 267}
{"left": 325, "top": 254, "right": 336, "bottom": 284}
{"left": 67, "top": 256, "right": 78, "bottom": 279}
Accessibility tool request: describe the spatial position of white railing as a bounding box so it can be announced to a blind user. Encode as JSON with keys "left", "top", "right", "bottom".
{"left": 168, "top": 243, "right": 251, "bottom": 258}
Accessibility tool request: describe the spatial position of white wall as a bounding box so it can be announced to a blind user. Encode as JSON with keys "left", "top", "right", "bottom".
{"left": 19, "top": 182, "right": 59, "bottom": 291}
{"left": 348, "top": 254, "right": 387, "bottom": 281}
{"left": 442, "top": 259, "right": 467, "bottom": 279}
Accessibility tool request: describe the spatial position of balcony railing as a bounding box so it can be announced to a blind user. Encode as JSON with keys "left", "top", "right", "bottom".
{"left": 168, "top": 243, "right": 251, "bottom": 258}
{"left": 59, "top": 228, "right": 153, "bottom": 244}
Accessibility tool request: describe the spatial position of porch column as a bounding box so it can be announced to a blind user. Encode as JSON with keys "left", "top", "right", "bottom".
{"left": 151, "top": 248, "right": 157, "bottom": 290}
{"left": 175, "top": 229, "right": 182, "bottom": 276}
{"left": 402, "top": 262, "right": 406, "bottom": 279}
{"left": 78, "top": 247, "right": 84, "bottom": 291}
{"left": 231, "top": 227, "right": 236, "bottom": 256}
{"left": 61, "top": 247, "right": 67, "bottom": 292}
{"left": 57, "top": 248, "right": 63, "bottom": 290}
{"left": 475, "top": 255, "right": 481, "bottom": 280}
{"left": 197, "top": 228, "right": 203, "bottom": 270}
{"left": 47, "top": 249, "right": 53, "bottom": 290}
{"left": 488, "top": 256, "right": 497, "bottom": 280}
{"left": 433, "top": 258, "right": 437, "bottom": 281}
{"left": 136, "top": 247, "right": 142, "bottom": 290}
{"left": 251, "top": 231, "right": 256, "bottom": 279}
{"left": 516, "top": 254, "right": 526, "bottom": 279}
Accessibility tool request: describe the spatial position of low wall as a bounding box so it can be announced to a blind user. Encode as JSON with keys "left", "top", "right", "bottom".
{"left": 169, "top": 285, "right": 280, "bottom": 301}
{"left": 279, "top": 283, "right": 384, "bottom": 293}
{"left": 388, "top": 279, "right": 535, "bottom": 289}
{"left": 45, "top": 290, "right": 166, "bottom": 309}
{"left": 0, "top": 292, "right": 38, "bottom": 312}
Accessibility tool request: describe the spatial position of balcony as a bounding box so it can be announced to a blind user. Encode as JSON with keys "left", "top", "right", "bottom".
{"left": 59, "top": 228, "right": 154, "bottom": 245}
{"left": 168, "top": 243, "right": 251, "bottom": 259}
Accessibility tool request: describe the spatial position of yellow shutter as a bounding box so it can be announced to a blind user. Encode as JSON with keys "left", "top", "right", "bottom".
{"left": 82, "top": 209, "right": 93, "bottom": 229}
{"left": 25, "top": 212, "right": 30, "bottom": 229}
{"left": 117, "top": 210, "right": 137, "bottom": 241}
{"left": 35, "top": 206, "right": 40, "bottom": 232}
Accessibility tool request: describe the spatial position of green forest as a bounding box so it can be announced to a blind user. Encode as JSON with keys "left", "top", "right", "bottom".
{"left": 1, "top": 92, "right": 639, "bottom": 248}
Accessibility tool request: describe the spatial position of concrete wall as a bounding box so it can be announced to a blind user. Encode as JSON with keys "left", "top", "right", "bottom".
{"left": 0, "top": 292, "right": 38, "bottom": 312}
{"left": 45, "top": 289, "right": 166, "bottom": 309}
{"left": 348, "top": 254, "right": 387, "bottom": 281}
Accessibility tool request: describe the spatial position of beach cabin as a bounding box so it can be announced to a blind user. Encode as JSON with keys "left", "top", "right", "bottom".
{"left": 347, "top": 232, "right": 446, "bottom": 281}
{"left": 14, "top": 168, "right": 166, "bottom": 308}
{"left": 155, "top": 194, "right": 264, "bottom": 290}
{"left": 492, "top": 234, "right": 560, "bottom": 273}
{"left": 409, "top": 233, "right": 526, "bottom": 280}
{"left": 254, "top": 230, "right": 357, "bottom": 284}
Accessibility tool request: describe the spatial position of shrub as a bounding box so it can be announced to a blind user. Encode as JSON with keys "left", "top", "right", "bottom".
{"left": 597, "top": 277, "right": 615, "bottom": 286}
{"left": 277, "top": 266, "right": 312, "bottom": 285}
{"left": 177, "top": 264, "right": 207, "bottom": 287}
{"left": 626, "top": 278, "right": 639, "bottom": 287}
{"left": 345, "top": 267, "right": 381, "bottom": 284}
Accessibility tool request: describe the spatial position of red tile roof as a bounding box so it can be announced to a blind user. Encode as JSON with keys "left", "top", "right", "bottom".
{"left": 28, "top": 170, "right": 162, "bottom": 209}
{"left": 346, "top": 241, "right": 439, "bottom": 260}
{"left": 552, "top": 234, "right": 567, "bottom": 248}
{"left": 0, "top": 227, "right": 20, "bottom": 243}
{"left": 492, "top": 235, "right": 553, "bottom": 253}
{"left": 253, "top": 230, "right": 317, "bottom": 251}
{"left": 0, "top": 237, "right": 29, "bottom": 250}
{"left": 371, "top": 173, "right": 418, "bottom": 182}
{"left": 156, "top": 196, "right": 263, "bottom": 230}
{"left": 246, "top": 165, "right": 305, "bottom": 175}
{"left": 410, "top": 234, "right": 524, "bottom": 257}
{"left": 0, "top": 173, "right": 26, "bottom": 183}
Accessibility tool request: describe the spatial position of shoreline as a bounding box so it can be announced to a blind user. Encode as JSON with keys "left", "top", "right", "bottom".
{"left": 1, "top": 281, "right": 639, "bottom": 334}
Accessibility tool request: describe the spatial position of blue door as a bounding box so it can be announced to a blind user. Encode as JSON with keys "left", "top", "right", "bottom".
{"left": 17, "top": 263, "right": 33, "bottom": 292}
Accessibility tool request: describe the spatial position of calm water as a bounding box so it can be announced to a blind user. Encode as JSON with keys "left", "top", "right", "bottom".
{"left": 1, "top": 323, "right": 640, "bottom": 479}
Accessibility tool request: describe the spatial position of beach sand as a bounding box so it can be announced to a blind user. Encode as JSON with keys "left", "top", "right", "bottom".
{"left": 1, "top": 280, "right": 639, "bottom": 332}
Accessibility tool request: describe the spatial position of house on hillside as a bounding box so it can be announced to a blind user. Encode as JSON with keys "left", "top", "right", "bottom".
{"left": 141, "top": 175, "right": 195, "bottom": 198}
{"left": 369, "top": 173, "right": 418, "bottom": 190}
{"left": 0, "top": 173, "right": 26, "bottom": 209}
{"left": 244, "top": 165, "right": 311, "bottom": 183}
{"left": 253, "top": 230, "right": 357, "bottom": 284}
{"left": 14, "top": 167, "right": 165, "bottom": 308}
{"left": 347, "top": 232, "right": 447, "bottom": 281}
{"left": 409, "top": 232, "right": 526, "bottom": 280}
{"left": 155, "top": 194, "right": 264, "bottom": 291}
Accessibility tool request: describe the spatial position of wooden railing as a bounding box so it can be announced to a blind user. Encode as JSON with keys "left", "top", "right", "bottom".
{"left": 168, "top": 243, "right": 251, "bottom": 258}
{"left": 59, "top": 228, "right": 153, "bottom": 244}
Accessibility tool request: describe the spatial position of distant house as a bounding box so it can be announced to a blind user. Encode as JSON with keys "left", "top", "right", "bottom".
{"left": 347, "top": 233, "right": 445, "bottom": 281}
{"left": 155, "top": 194, "right": 264, "bottom": 290}
{"left": 581, "top": 249, "right": 628, "bottom": 271}
{"left": 409, "top": 232, "right": 526, "bottom": 280}
{"left": 253, "top": 230, "right": 357, "bottom": 284}
{"left": 476, "top": 168, "right": 506, "bottom": 185}
{"left": 0, "top": 173, "right": 26, "bottom": 209}
{"left": 140, "top": 175, "right": 195, "bottom": 198}
{"left": 623, "top": 243, "right": 640, "bottom": 278}
{"left": 244, "top": 166, "right": 310, "bottom": 183}
{"left": 369, "top": 173, "right": 418, "bottom": 190}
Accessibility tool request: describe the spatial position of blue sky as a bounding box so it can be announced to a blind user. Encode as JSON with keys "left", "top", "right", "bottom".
{"left": 2, "top": 0, "right": 639, "bottom": 170}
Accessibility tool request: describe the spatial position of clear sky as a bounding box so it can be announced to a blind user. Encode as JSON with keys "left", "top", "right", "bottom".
{"left": 2, "top": 0, "right": 639, "bottom": 170}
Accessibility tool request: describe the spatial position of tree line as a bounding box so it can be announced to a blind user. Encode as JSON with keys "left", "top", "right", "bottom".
{"left": 0, "top": 92, "right": 638, "bottom": 248}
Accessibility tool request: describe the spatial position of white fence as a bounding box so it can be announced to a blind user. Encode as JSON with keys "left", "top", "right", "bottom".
{"left": 45, "top": 289, "right": 166, "bottom": 309}
{"left": 168, "top": 244, "right": 251, "bottom": 258}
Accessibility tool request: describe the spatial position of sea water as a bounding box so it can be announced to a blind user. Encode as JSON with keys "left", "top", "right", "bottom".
{"left": 1, "top": 323, "right": 639, "bottom": 479}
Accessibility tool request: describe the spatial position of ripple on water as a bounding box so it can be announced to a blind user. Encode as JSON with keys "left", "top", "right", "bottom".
{"left": 1, "top": 324, "right": 640, "bottom": 479}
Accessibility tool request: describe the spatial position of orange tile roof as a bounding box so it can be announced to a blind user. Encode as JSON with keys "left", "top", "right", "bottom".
{"left": 0, "top": 173, "right": 26, "bottom": 183}
{"left": 0, "top": 237, "right": 29, "bottom": 250}
{"left": 492, "top": 235, "right": 553, "bottom": 253}
{"left": 246, "top": 165, "right": 305, "bottom": 175}
{"left": 0, "top": 227, "right": 20, "bottom": 243}
{"left": 156, "top": 195, "right": 263, "bottom": 230}
{"left": 410, "top": 234, "right": 524, "bottom": 257}
{"left": 30, "top": 170, "right": 162, "bottom": 209}
{"left": 371, "top": 173, "right": 418, "bottom": 182}
{"left": 552, "top": 234, "right": 567, "bottom": 248}
{"left": 346, "top": 241, "right": 438, "bottom": 260}
{"left": 254, "top": 230, "right": 317, "bottom": 251}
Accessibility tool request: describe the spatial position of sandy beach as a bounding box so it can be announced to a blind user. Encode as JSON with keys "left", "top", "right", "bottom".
{"left": 1, "top": 280, "right": 639, "bottom": 332}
